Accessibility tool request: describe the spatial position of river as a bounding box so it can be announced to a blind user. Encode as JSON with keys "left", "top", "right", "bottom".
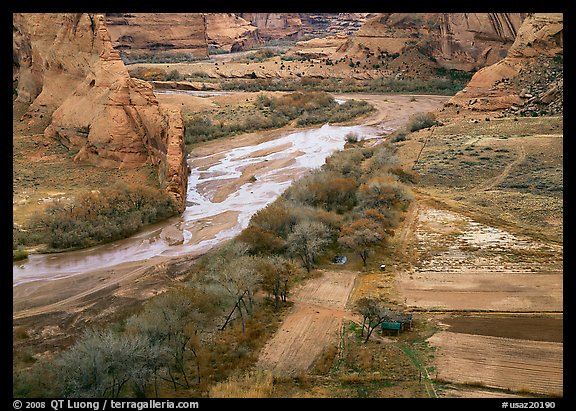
{"left": 12, "top": 92, "right": 449, "bottom": 318}
{"left": 13, "top": 121, "right": 383, "bottom": 286}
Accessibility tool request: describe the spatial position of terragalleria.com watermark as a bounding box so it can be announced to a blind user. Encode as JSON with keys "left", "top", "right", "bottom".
{"left": 13, "top": 400, "right": 199, "bottom": 411}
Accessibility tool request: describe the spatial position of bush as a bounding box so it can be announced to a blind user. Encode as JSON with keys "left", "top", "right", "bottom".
{"left": 346, "top": 132, "right": 359, "bottom": 143}
{"left": 27, "top": 183, "right": 177, "bottom": 250}
{"left": 13, "top": 249, "right": 28, "bottom": 261}
{"left": 407, "top": 112, "right": 436, "bottom": 132}
{"left": 185, "top": 92, "right": 374, "bottom": 146}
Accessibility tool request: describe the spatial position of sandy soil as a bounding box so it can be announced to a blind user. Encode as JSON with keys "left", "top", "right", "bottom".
{"left": 392, "top": 197, "right": 563, "bottom": 397}
{"left": 398, "top": 270, "right": 563, "bottom": 312}
{"left": 255, "top": 270, "right": 359, "bottom": 376}
{"left": 428, "top": 331, "right": 563, "bottom": 396}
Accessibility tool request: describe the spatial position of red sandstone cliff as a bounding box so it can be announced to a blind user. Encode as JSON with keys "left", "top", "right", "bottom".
{"left": 447, "top": 13, "right": 563, "bottom": 115}
{"left": 335, "top": 13, "right": 527, "bottom": 74}
{"left": 13, "top": 13, "right": 188, "bottom": 212}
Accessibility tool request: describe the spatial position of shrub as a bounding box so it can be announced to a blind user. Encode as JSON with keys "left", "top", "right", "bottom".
{"left": 28, "top": 183, "right": 177, "bottom": 250}
{"left": 13, "top": 249, "right": 28, "bottom": 261}
{"left": 407, "top": 112, "right": 437, "bottom": 132}
{"left": 346, "top": 132, "right": 359, "bottom": 143}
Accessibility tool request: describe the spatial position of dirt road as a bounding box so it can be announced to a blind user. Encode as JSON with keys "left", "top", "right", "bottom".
{"left": 256, "top": 270, "right": 359, "bottom": 376}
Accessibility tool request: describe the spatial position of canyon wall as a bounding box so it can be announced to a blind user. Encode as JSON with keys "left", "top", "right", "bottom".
{"left": 335, "top": 13, "right": 527, "bottom": 73}
{"left": 204, "top": 13, "right": 262, "bottom": 52}
{"left": 105, "top": 13, "right": 209, "bottom": 60}
{"left": 104, "top": 13, "right": 371, "bottom": 56}
{"left": 13, "top": 13, "right": 188, "bottom": 212}
{"left": 448, "top": 13, "right": 563, "bottom": 115}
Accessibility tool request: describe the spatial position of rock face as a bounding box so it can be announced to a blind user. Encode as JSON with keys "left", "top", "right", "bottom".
{"left": 13, "top": 13, "right": 188, "bottom": 212}
{"left": 104, "top": 13, "right": 372, "bottom": 56}
{"left": 105, "top": 13, "right": 209, "bottom": 61}
{"left": 300, "top": 13, "right": 374, "bottom": 37}
{"left": 240, "top": 13, "right": 304, "bottom": 41}
{"left": 239, "top": 13, "right": 372, "bottom": 43}
{"left": 447, "top": 13, "right": 563, "bottom": 115}
{"left": 335, "top": 13, "right": 527, "bottom": 73}
{"left": 205, "top": 13, "right": 262, "bottom": 52}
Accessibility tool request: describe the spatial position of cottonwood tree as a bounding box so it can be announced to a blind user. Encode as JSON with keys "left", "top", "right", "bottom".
{"left": 126, "top": 288, "right": 207, "bottom": 390}
{"left": 284, "top": 170, "right": 357, "bottom": 212}
{"left": 258, "top": 255, "right": 297, "bottom": 309}
{"left": 338, "top": 218, "right": 384, "bottom": 266}
{"left": 52, "top": 328, "right": 158, "bottom": 398}
{"left": 287, "top": 220, "right": 332, "bottom": 272}
{"left": 236, "top": 225, "right": 286, "bottom": 255}
{"left": 206, "top": 248, "right": 263, "bottom": 333}
{"left": 357, "top": 175, "right": 414, "bottom": 212}
{"left": 250, "top": 201, "right": 297, "bottom": 239}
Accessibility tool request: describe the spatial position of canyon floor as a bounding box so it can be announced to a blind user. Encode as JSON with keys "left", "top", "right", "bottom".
{"left": 12, "top": 91, "right": 563, "bottom": 398}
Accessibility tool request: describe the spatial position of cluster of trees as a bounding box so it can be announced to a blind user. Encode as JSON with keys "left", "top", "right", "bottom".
{"left": 14, "top": 124, "right": 420, "bottom": 398}
{"left": 14, "top": 182, "right": 177, "bottom": 251}
{"left": 15, "top": 288, "right": 218, "bottom": 397}
{"left": 15, "top": 246, "right": 299, "bottom": 398}
{"left": 235, "top": 139, "right": 416, "bottom": 272}
{"left": 184, "top": 91, "right": 373, "bottom": 145}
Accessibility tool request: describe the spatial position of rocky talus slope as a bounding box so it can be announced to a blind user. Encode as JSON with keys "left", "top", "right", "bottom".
{"left": 447, "top": 13, "right": 563, "bottom": 116}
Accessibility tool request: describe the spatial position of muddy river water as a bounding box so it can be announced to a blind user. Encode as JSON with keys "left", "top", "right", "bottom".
{"left": 13, "top": 123, "right": 382, "bottom": 286}
{"left": 13, "top": 93, "right": 448, "bottom": 289}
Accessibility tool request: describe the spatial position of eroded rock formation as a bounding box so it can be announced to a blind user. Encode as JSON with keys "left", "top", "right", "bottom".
{"left": 239, "top": 13, "right": 304, "bottom": 41}
{"left": 447, "top": 13, "right": 563, "bottom": 115}
{"left": 205, "top": 13, "right": 262, "bottom": 52}
{"left": 105, "top": 13, "right": 209, "bottom": 61}
{"left": 13, "top": 13, "right": 188, "bottom": 212}
{"left": 335, "top": 13, "right": 527, "bottom": 73}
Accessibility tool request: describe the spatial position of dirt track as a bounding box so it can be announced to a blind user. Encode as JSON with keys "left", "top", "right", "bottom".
{"left": 256, "top": 270, "right": 359, "bottom": 376}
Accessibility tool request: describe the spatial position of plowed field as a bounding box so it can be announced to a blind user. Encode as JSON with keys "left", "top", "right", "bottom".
{"left": 256, "top": 270, "right": 359, "bottom": 376}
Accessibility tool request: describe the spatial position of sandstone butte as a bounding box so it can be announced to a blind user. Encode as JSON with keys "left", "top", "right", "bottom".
{"left": 13, "top": 13, "right": 188, "bottom": 213}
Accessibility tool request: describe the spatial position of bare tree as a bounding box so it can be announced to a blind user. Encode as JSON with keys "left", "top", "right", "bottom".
{"left": 287, "top": 220, "right": 332, "bottom": 272}
{"left": 52, "top": 328, "right": 158, "bottom": 398}
{"left": 258, "top": 255, "right": 297, "bottom": 309}
{"left": 206, "top": 248, "right": 263, "bottom": 333}
{"left": 338, "top": 218, "right": 384, "bottom": 266}
{"left": 126, "top": 289, "right": 206, "bottom": 390}
{"left": 355, "top": 297, "right": 394, "bottom": 343}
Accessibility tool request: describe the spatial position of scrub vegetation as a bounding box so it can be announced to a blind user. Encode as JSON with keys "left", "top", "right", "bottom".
{"left": 13, "top": 128, "right": 417, "bottom": 398}
{"left": 184, "top": 91, "right": 374, "bottom": 145}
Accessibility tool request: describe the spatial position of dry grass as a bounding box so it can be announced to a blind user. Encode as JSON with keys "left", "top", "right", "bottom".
{"left": 397, "top": 115, "right": 563, "bottom": 243}
{"left": 209, "top": 370, "right": 275, "bottom": 398}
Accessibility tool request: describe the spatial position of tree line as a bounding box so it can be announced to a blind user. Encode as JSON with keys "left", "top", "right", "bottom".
{"left": 13, "top": 182, "right": 177, "bottom": 252}
{"left": 14, "top": 122, "right": 421, "bottom": 398}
